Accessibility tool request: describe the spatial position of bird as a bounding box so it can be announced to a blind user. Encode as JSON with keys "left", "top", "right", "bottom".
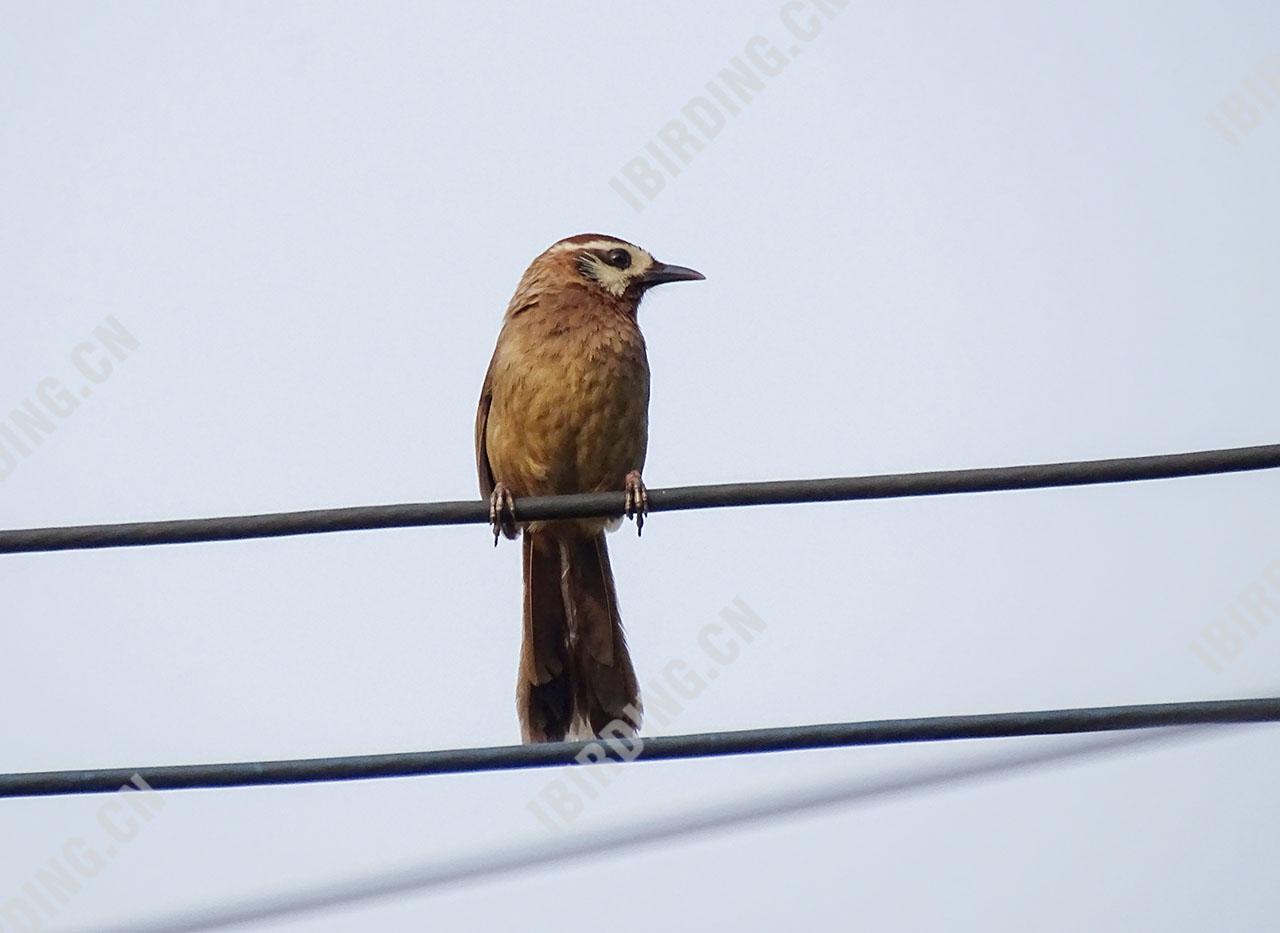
{"left": 475, "top": 233, "right": 704, "bottom": 744}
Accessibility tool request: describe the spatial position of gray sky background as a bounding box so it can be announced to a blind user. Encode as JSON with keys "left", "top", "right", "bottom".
{"left": 2, "top": 2, "right": 1279, "bottom": 930}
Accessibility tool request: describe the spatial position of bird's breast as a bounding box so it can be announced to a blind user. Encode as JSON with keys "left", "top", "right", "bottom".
{"left": 486, "top": 311, "right": 650, "bottom": 499}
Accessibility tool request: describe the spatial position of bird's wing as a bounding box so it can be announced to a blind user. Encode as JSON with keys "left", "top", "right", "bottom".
{"left": 475, "top": 359, "right": 496, "bottom": 500}
{"left": 476, "top": 303, "right": 538, "bottom": 499}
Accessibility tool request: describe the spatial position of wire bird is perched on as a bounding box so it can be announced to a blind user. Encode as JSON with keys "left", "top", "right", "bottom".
{"left": 475, "top": 234, "right": 704, "bottom": 743}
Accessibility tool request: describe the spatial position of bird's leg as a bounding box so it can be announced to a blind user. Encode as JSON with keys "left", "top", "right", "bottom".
{"left": 624, "top": 470, "right": 648, "bottom": 536}
{"left": 489, "top": 483, "right": 518, "bottom": 545}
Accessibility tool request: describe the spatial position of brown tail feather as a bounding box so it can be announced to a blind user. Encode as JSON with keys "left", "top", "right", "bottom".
{"left": 560, "top": 532, "right": 642, "bottom": 739}
{"left": 518, "top": 532, "right": 574, "bottom": 743}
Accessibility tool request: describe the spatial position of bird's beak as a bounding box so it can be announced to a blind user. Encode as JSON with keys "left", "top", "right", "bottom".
{"left": 638, "top": 261, "right": 705, "bottom": 287}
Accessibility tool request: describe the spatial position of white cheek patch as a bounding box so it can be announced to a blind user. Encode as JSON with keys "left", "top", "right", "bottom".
{"left": 589, "top": 259, "right": 630, "bottom": 296}
{"left": 581, "top": 250, "right": 654, "bottom": 297}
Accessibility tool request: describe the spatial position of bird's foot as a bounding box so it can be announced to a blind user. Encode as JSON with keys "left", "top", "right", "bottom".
{"left": 489, "top": 483, "right": 518, "bottom": 545}
{"left": 624, "top": 470, "right": 648, "bottom": 536}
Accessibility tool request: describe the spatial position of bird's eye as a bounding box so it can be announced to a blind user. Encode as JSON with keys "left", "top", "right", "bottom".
{"left": 605, "top": 248, "right": 631, "bottom": 269}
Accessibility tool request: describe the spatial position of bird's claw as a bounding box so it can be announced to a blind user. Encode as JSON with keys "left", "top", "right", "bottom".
{"left": 624, "top": 471, "right": 648, "bottom": 536}
{"left": 489, "top": 484, "right": 517, "bottom": 545}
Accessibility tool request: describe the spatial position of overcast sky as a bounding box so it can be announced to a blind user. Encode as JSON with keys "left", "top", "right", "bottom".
{"left": 2, "top": 2, "right": 1279, "bottom": 930}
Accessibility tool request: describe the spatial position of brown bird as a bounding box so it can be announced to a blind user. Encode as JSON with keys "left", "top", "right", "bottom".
{"left": 475, "top": 234, "right": 704, "bottom": 743}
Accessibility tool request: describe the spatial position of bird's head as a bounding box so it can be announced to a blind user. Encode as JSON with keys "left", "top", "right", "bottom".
{"left": 517, "top": 234, "right": 704, "bottom": 307}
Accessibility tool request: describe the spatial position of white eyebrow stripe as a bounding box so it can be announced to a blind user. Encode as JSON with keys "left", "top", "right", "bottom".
{"left": 546, "top": 239, "right": 631, "bottom": 254}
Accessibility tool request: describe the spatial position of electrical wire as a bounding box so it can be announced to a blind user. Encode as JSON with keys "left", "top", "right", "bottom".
{"left": 5, "top": 440, "right": 1278, "bottom": 930}
{"left": 4, "top": 696, "right": 1276, "bottom": 799}
{"left": 0, "top": 442, "right": 1277, "bottom": 554}
{"left": 68, "top": 722, "right": 1250, "bottom": 933}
